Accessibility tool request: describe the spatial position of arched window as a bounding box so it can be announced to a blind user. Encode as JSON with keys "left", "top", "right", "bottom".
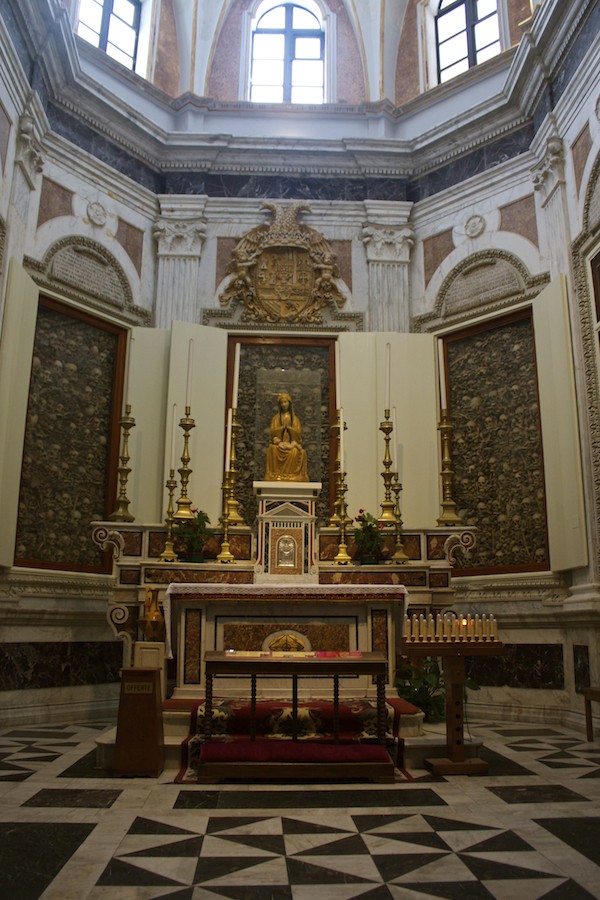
{"left": 75, "top": 0, "right": 142, "bottom": 71}
{"left": 249, "top": 1, "right": 325, "bottom": 103}
{"left": 436, "top": 0, "right": 501, "bottom": 83}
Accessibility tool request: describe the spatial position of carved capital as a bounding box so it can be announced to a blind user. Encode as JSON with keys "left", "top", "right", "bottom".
{"left": 531, "top": 135, "right": 565, "bottom": 202}
{"left": 361, "top": 224, "right": 414, "bottom": 263}
{"left": 153, "top": 217, "right": 207, "bottom": 257}
{"left": 16, "top": 112, "right": 43, "bottom": 188}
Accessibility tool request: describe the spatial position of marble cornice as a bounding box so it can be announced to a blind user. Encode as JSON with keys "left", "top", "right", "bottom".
{"left": 0, "top": 570, "right": 115, "bottom": 602}
{"left": 452, "top": 571, "right": 568, "bottom": 607}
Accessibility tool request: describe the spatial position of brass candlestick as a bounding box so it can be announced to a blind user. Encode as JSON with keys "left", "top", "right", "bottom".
{"left": 437, "top": 408, "right": 463, "bottom": 526}
{"left": 217, "top": 471, "right": 235, "bottom": 563}
{"left": 391, "top": 473, "right": 409, "bottom": 563}
{"left": 174, "top": 406, "right": 195, "bottom": 521}
{"left": 108, "top": 404, "right": 136, "bottom": 522}
{"left": 160, "top": 469, "right": 179, "bottom": 562}
{"left": 328, "top": 413, "right": 342, "bottom": 526}
{"left": 226, "top": 408, "right": 245, "bottom": 525}
{"left": 333, "top": 468, "right": 351, "bottom": 565}
{"left": 378, "top": 408, "right": 397, "bottom": 525}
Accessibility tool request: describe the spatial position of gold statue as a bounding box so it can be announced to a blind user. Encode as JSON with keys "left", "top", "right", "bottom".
{"left": 265, "top": 392, "right": 309, "bottom": 482}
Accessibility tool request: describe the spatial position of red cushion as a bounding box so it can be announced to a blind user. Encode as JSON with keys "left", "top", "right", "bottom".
{"left": 200, "top": 740, "right": 392, "bottom": 764}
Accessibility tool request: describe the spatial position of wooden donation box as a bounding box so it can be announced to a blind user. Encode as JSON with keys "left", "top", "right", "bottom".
{"left": 114, "top": 668, "right": 164, "bottom": 777}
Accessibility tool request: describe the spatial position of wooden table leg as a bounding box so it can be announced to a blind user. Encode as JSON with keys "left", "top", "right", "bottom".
{"left": 250, "top": 674, "right": 257, "bottom": 741}
{"left": 292, "top": 674, "right": 298, "bottom": 741}
{"left": 204, "top": 671, "right": 213, "bottom": 741}
{"left": 376, "top": 674, "right": 386, "bottom": 744}
{"left": 333, "top": 674, "right": 340, "bottom": 743}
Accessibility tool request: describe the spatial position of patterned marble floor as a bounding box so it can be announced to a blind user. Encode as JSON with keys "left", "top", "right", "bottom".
{"left": 1, "top": 719, "right": 599, "bottom": 899}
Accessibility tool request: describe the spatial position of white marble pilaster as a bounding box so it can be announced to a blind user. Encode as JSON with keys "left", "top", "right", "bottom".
{"left": 361, "top": 201, "right": 414, "bottom": 332}
{"left": 153, "top": 196, "right": 208, "bottom": 327}
{"left": 531, "top": 132, "right": 571, "bottom": 278}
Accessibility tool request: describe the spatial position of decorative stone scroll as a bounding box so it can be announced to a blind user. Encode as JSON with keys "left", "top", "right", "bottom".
{"left": 217, "top": 202, "right": 347, "bottom": 326}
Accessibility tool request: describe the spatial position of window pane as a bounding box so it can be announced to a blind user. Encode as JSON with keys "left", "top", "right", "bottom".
{"left": 291, "top": 84, "right": 323, "bottom": 103}
{"left": 77, "top": 0, "right": 103, "bottom": 34}
{"left": 295, "top": 37, "right": 321, "bottom": 59}
{"left": 476, "top": 40, "right": 500, "bottom": 63}
{"left": 258, "top": 7, "right": 286, "bottom": 29}
{"left": 292, "top": 59, "right": 323, "bottom": 87}
{"left": 475, "top": 17, "right": 499, "bottom": 50}
{"left": 77, "top": 21, "right": 101, "bottom": 46}
{"left": 440, "top": 57, "right": 469, "bottom": 82}
{"left": 293, "top": 7, "right": 321, "bottom": 29}
{"left": 108, "top": 17, "right": 136, "bottom": 55}
{"left": 252, "top": 59, "right": 284, "bottom": 85}
{"left": 106, "top": 43, "right": 133, "bottom": 67}
{"left": 251, "top": 84, "right": 284, "bottom": 102}
{"left": 253, "top": 33, "right": 285, "bottom": 59}
{"left": 113, "top": 0, "right": 137, "bottom": 27}
{"left": 439, "top": 32, "right": 468, "bottom": 69}
{"left": 437, "top": 6, "right": 466, "bottom": 42}
{"left": 477, "top": 0, "right": 497, "bottom": 19}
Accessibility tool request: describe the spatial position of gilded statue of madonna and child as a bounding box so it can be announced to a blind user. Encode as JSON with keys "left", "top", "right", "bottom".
{"left": 264, "top": 392, "right": 309, "bottom": 482}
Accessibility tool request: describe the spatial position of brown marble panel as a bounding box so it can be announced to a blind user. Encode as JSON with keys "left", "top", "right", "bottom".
{"left": 37, "top": 178, "right": 73, "bottom": 228}
{"left": 424, "top": 229, "right": 454, "bottom": 287}
{"left": 119, "top": 568, "right": 141, "bottom": 585}
{"left": 183, "top": 609, "right": 202, "bottom": 684}
{"left": 330, "top": 240, "right": 352, "bottom": 290}
{"left": 330, "top": 0, "right": 366, "bottom": 104}
{"left": 148, "top": 531, "right": 167, "bottom": 557}
{"left": 207, "top": 0, "right": 248, "bottom": 101}
{"left": 116, "top": 218, "right": 143, "bottom": 274}
{"left": 143, "top": 567, "right": 254, "bottom": 585}
{"left": 0, "top": 641, "right": 122, "bottom": 690}
{"left": 371, "top": 609, "right": 388, "bottom": 657}
{"left": 429, "top": 572, "right": 449, "bottom": 588}
{"left": 468, "top": 643, "right": 563, "bottom": 689}
{"left": 220, "top": 619, "right": 355, "bottom": 652}
{"left": 319, "top": 571, "right": 413, "bottom": 585}
{"left": 499, "top": 195, "right": 538, "bottom": 246}
{"left": 319, "top": 535, "right": 340, "bottom": 561}
{"left": 571, "top": 122, "right": 593, "bottom": 197}
{"left": 427, "top": 535, "right": 447, "bottom": 560}
{"left": 121, "top": 531, "right": 143, "bottom": 556}
{"left": 402, "top": 534, "right": 422, "bottom": 560}
{"left": 152, "top": 0, "right": 179, "bottom": 96}
{"left": 216, "top": 237, "right": 239, "bottom": 289}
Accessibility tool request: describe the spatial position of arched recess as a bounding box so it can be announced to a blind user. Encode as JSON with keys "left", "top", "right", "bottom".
{"left": 24, "top": 236, "right": 150, "bottom": 326}
{"left": 570, "top": 149, "right": 600, "bottom": 579}
{"left": 414, "top": 248, "right": 549, "bottom": 332}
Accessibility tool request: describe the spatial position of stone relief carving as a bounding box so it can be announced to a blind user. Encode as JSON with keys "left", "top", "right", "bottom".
{"left": 531, "top": 134, "right": 565, "bottom": 205}
{"left": 16, "top": 110, "right": 43, "bottom": 188}
{"left": 361, "top": 224, "right": 414, "bottom": 262}
{"left": 215, "top": 202, "right": 349, "bottom": 326}
{"left": 24, "top": 237, "right": 150, "bottom": 325}
{"left": 153, "top": 217, "right": 207, "bottom": 256}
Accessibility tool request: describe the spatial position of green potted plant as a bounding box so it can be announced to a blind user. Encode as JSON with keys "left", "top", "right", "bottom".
{"left": 352, "top": 509, "right": 384, "bottom": 563}
{"left": 174, "top": 508, "right": 212, "bottom": 561}
{"left": 395, "top": 656, "right": 480, "bottom": 722}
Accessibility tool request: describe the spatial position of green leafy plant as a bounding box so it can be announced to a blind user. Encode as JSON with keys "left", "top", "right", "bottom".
{"left": 174, "top": 508, "right": 212, "bottom": 559}
{"left": 396, "top": 656, "right": 480, "bottom": 721}
{"left": 352, "top": 509, "right": 384, "bottom": 559}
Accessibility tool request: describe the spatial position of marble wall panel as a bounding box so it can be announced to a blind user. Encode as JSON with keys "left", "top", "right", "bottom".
{"left": 37, "top": 177, "right": 73, "bottom": 228}
{"left": 116, "top": 218, "right": 144, "bottom": 275}
{"left": 15, "top": 301, "right": 123, "bottom": 569}
{"left": 395, "top": 0, "right": 420, "bottom": 106}
{"left": 423, "top": 230, "right": 454, "bottom": 287}
{"left": 447, "top": 313, "right": 549, "bottom": 573}
{"left": 153, "top": 0, "right": 179, "bottom": 97}
{"left": 499, "top": 195, "right": 538, "bottom": 246}
{"left": 0, "top": 641, "right": 122, "bottom": 691}
{"left": 467, "top": 643, "right": 564, "bottom": 690}
{"left": 219, "top": 619, "right": 355, "bottom": 652}
{"left": 329, "top": 0, "right": 366, "bottom": 104}
{"left": 184, "top": 609, "right": 202, "bottom": 684}
{"left": 571, "top": 122, "right": 593, "bottom": 197}
{"left": 371, "top": 609, "right": 388, "bottom": 656}
{"left": 507, "top": 0, "right": 534, "bottom": 45}
{"left": 164, "top": 173, "right": 408, "bottom": 201}
{"left": 573, "top": 644, "right": 591, "bottom": 694}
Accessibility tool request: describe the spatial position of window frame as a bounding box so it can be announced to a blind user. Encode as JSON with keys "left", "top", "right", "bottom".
{"left": 75, "top": 0, "right": 142, "bottom": 73}
{"left": 245, "top": 0, "right": 331, "bottom": 104}
{"left": 435, "top": 0, "right": 501, "bottom": 84}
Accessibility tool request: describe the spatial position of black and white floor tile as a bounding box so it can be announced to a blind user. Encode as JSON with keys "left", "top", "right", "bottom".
{"left": 1, "top": 720, "right": 599, "bottom": 898}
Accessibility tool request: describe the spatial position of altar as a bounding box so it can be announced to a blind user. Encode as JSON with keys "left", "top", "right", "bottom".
{"left": 164, "top": 582, "right": 407, "bottom": 701}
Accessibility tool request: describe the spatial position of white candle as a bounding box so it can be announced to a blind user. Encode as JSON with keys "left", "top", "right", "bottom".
{"left": 385, "top": 342, "right": 391, "bottom": 411}
{"left": 185, "top": 339, "right": 194, "bottom": 408}
{"left": 232, "top": 343, "right": 241, "bottom": 409}
{"left": 438, "top": 339, "right": 447, "bottom": 409}
{"left": 335, "top": 341, "right": 342, "bottom": 409}
{"left": 339, "top": 407, "right": 345, "bottom": 469}
{"left": 224, "top": 407, "right": 233, "bottom": 471}
{"left": 170, "top": 403, "right": 177, "bottom": 471}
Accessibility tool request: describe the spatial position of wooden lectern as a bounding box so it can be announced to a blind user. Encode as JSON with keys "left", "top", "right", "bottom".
{"left": 404, "top": 641, "right": 505, "bottom": 775}
{"left": 114, "top": 667, "right": 164, "bottom": 777}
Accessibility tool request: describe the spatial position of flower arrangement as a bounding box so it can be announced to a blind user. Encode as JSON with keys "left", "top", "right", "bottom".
{"left": 174, "top": 508, "right": 212, "bottom": 559}
{"left": 352, "top": 509, "right": 384, "bottom": 560}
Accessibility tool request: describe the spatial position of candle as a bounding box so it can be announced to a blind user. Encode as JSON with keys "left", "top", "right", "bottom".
{"left": 186, "top": 339, "right": 194, "bottom": 408}
{"left": 224, "top": 407, "right": 233, "bottom": 471}
{"left": 170, "top": 403, "right": 177, "bottom": 471}
{"left": 232, "top": 343, "right": 241, "bottom": 409}
{"left": 385, "top": 342, "right": 391, "bottom": 411}
{"left": 438, "top": 339, "right": 447, "bottom": 409}
{"left": 335, "top": 341, "right": 342, "bottom": 409}
{"left": 339, "top": 407, "right": 345, "bottom": 469}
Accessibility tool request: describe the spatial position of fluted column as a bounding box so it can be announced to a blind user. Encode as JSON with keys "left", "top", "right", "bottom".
{"left": 362, "top": 201, "right": 414, "bottom": 332}
{"left": 153, "top": 196, "right": 208, "bottom": 327}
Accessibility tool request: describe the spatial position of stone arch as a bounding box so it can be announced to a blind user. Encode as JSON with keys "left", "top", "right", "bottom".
{"left": 24, "top": 236, "right": 150, "bottom": 325}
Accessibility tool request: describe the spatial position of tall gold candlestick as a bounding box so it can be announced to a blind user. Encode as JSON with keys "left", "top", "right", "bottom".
{"left": 226, "top": 408, "right": 245, "bottom": 525}
{"left": 175, "top": 406, "right": 195, "bottom": 520}
{"left": 328, "top": 412, "right": 343, "bottom": 526}
{"left": 217, "top": 471, "right": 235, "bottom": 563}
{"left": 437, "top": 409, "right": 463, "bottom": 526}
{"left": 333, "top": 468, "right": 352, "bottom": 564}
{"left": 378, "top": 409, "right": 397, "bottom": 525}
{"left": 160, "top": 469, "right": 179, "bottom": 562}
{"left": 391, "top": 473, "right": 409, "bottom": 563}
{"left": 108, "top": 404, "right": 136, "bottom": 522}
